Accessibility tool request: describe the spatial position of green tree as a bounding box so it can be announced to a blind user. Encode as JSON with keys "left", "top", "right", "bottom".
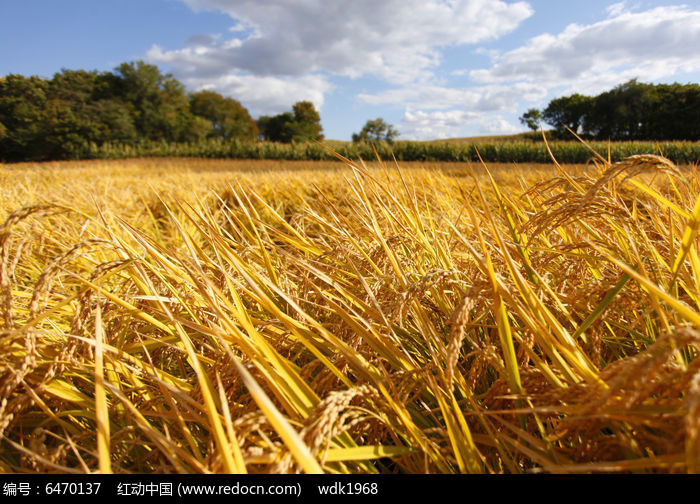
{"left": 584, "top": 80, "right": 659, "bottom": 140}
{"left": 0, "top": 74, "right": 50, "bottom": 161}
{"left": 187, "top": 115, "right": 214, "bottom": 142}
{"left": 189, "top": 89, "right": 258, "bottom": 140}
{"left": 86, "top": 98, "right": 137, "bottom": 144}
{"left": 543, "top": 94, "right": 593, "bottom": 136}
{"left": 291, "top": 100, "right": 323, "bottom": 141}
{"left": 352, "top": 118, "right": 399, "bottom": 143}
{"left": 257, "top": 101, "right": 324, "bottom": 143}
{"left": 257, "top": 112, "right": 295, "bottom": 142}
{"left": 157, "top": 78, "right": 199, "bottom": 141}
{"left": 659, "top": 82, "right": 700, "bottom": 140}
{"left": 519, "top": 108, "right": 543, "bottom": 132}
{"left": 113, "top": 61, "right": 194, "bottom": 142}
{"left": 46, "top": 69, "right": 136, "bottom": 155}
{"left": 2, "top": 61, "right": 267, "bottom": 161}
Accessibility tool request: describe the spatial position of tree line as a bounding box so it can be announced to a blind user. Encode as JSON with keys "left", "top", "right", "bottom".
{"left": 520, "top": 79, "right": 700, "bottom": 141}
{"left": 0, "top": 61, "right": 326, "bottom": 162}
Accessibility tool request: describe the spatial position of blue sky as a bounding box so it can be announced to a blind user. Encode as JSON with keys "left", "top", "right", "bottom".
{"left": 3, "top": 0, "right": 700, "bottom": 140}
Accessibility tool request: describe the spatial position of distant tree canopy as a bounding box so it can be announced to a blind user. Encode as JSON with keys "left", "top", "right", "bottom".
{"left": 522, "top": 79, "right": 700, "bottom": 140}
{"left": 519, "top": 108, "right": 543, "bottom": 132}
{"left": 189, "top": 89, "right": 258, "bottom": 141}
{"left": 257, "top": 101, "right": 324, "bottom": 143}
{"left": 0, "top": 61, "right": 261, "bottom": 162}
{"left": 542, "top": 94, "right": 594, "bottom": 135}
{"left": 352, "top": 118, "right": 399, "bottom": 144}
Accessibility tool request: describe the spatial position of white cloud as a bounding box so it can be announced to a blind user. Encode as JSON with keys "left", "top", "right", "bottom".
{"left": 401, "top": 109, "right": 477, "bottom": 140}
{"left": 358, "top": 82, "right": 547, "bottom": 113}
{"left": 358, "top": 86, "right": 484, "bottom": 110}
{"left": 186, "top": 72, "right": 334, "bottom": 117}
{"left": 144, "top": 1, "right": 700, "bottom": 140}
{"left": 470, "top": 5, "right": 700, "bottom": 96}
{"left": 348, "top": 4, "right": 700, "bottom": 139}
{"left": 392, "top": 4, "right": 700, "bottom": 140}
{"left": 148, "top": 44, "right": 334, "bottom": 116}
{"left": 147, "top": 0, "right": 533, "bottom": 115}
{"left": 605, "top": 2, "right": 628, "bottom": 17}
{"left": 168, "top": 0, "right": 532, "bottom": 83}
{"left": 400, "top": 109, "right": 520, "bottom": 140}
{"left": 480, "top": 117, "right": 521, "bottom": 135}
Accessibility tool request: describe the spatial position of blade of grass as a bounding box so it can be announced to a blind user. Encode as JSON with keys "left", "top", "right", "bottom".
{"left": 94, "top": 302, "right": 111, "bottom": 474}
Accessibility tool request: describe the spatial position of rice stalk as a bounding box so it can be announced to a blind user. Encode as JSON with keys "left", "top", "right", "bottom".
{"left": 0, "top": 150, "right": 697, "bottom": 473}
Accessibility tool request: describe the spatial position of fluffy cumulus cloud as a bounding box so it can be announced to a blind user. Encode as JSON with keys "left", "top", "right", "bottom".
{"left": 397, "top": 4, "right": 700, "bottom": 138}
{"left": 150, "top": 40, "right": 334, "bottom": 115}
{"left": 358, "top": 82, "right": 546, "bottom": 112}
{"left": 172, "top": 0, "right": 532, "bottom": 82}
{"left": 148, "top": 0, "right": 533, "bottom": 116}
{"left": 470, "top": 5, "right": 700, "bottom": 95}
{"left": 401, "top": 109, "right": 520, "bottom": 140}
{"left": 401, "top": 110, "right": 478, "bottom": 140}
{"left": 194, "top": 74, "right": 334, "bottom": 117}
{"left": 358, "top": 81, "right": 545, "bottom": 139}
{"left": 147, "top": 1, "right": 700, "bottom": 139}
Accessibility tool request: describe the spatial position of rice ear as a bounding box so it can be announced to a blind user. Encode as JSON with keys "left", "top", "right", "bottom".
{"left": 2, "top": 149, "right": 699, "bottom": 473}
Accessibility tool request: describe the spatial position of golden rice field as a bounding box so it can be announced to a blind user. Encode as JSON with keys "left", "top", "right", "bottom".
{"left": 1, "top": 150, "right": 699, "bottom": 474}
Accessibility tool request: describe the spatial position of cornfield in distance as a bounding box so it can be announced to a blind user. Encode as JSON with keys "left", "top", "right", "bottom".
{"left": 0, "top": 146, "right": 699, "bottom": 474}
